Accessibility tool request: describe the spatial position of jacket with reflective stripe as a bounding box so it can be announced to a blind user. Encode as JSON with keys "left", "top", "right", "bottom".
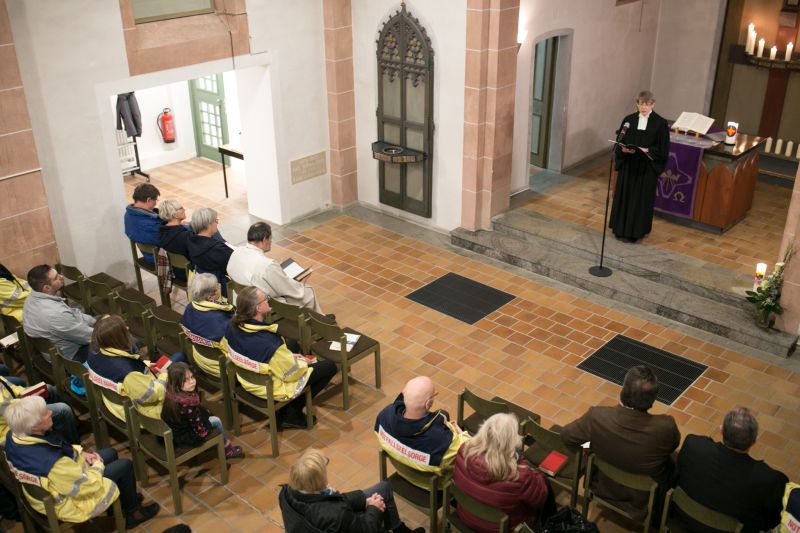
{"left": 87, "top": 348, "right": 166, "bottom": 421}
{"left": 0, "top": 275, "right": 30, "bottom": 322}
{"left": 181, "top": 300, "right": 233, "bottom": 378}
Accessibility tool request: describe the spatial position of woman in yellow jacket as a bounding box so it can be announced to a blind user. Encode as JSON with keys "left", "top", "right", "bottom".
{"left": 3, "top": 396, "right": 160, "bottom": 528}
{"left": 0, "top": 263, "right": 30, "bottom": 323}
{"left": 223, "top": 286, "right": 336, "bottom": 429}
{"left": 86, "top": 314, "right": 185, "bottom": 422}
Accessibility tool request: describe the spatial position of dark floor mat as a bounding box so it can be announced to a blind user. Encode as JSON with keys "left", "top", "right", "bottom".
{"left": 578, "top": 334, "right": 707, "bottom": 405}
{"left": 406, "top": 272, "right": 515, "bottom": 325}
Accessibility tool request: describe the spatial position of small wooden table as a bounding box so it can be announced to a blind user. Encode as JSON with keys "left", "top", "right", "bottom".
{"left": 218, "top": 144, "right": 243, "bottom": 199}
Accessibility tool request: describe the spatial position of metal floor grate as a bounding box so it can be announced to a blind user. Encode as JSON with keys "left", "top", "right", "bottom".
{"left": 578, "top": 334, "right": 707, "bottom": 405}
{"left": 406, "top": 272, "right": 515, "bottom": 325}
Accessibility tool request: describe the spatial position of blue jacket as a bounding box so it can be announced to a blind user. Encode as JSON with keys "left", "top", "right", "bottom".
{"left": 87, "top": 348, "right": 147, "bottom": 384}
{"left": 158, "top": 224, "right": 191, "bottom": 256}
{"left": 187, "top": 235, "right": 232, "bottom": 288}
{"left": 124, "top": 205, "right": 162, "bottom": 264}
{"left": 224, "top": 319, "right": 283, "bottom": 364}
{"left": 181, "top": 302, "right": 232, "bottom": 344}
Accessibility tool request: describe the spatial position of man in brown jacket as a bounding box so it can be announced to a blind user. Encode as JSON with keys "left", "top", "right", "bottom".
{"left": 560, "top": 365, "right": 680, "bottom": 520}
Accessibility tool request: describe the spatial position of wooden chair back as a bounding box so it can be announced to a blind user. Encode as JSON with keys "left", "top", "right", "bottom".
{"left": 379, "top": 449, "right": 442, "bottom": 533}
{"left": 83, "top": 276, "right": 117, "bottom": 315}
{"left": 22, "top": 334, "right": 57, "bottom": 384}
{"left": 225, "top": 276, "right": 247, "bottom": 302}
{"left": 660, "top": 487, "right": 743, "bottom": 533}
{"left": 443, "top": 479, "right": 509, "bottom": 533}
{"left": 144, "top": 307, "right": 188, "bottom": 359}
{"left": 583, "top": 454, "right": 658, "bottom": 532}
{"left": 456, "top": 387, "right": 509, "bottom": 434}
{"left": 522, "top": 417, "right": 584, "bottom": 507}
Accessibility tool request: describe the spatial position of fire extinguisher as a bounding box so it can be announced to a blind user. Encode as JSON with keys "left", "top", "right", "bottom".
{"left": 157, "top": 108, "right": 176, "bottom": 143}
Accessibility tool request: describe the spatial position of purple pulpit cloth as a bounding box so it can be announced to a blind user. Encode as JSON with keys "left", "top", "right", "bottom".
{"left": 654, "top": 135, "right": 705, "bottom": 219}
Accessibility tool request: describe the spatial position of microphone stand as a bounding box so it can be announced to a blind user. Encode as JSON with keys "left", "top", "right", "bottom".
{"left": 588, "top": 139, "right": 619, "bottom": 278}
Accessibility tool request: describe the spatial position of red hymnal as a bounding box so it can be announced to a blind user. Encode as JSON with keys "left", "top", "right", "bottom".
{"left": 149, "top": 355, "right": 172, "bottom": 376}
{"left": 539, "top": 451, "right": 568, "bottom": 476}
{"left": 20, "top": 382, "right": 48, "bottom": 399}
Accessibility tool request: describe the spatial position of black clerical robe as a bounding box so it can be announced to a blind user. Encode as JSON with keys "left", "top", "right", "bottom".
{"left": 609, "top": 111, "right": 670, "bottom": 241}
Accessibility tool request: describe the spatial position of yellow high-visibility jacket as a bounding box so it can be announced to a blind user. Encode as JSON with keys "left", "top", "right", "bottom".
{"left": 0, "top": 275, "right": 30, "bottom": 322}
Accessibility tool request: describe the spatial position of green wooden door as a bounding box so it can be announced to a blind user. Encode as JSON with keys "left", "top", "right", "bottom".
{"left": 530, "top": 38, "right": 557, "bottom": 168}
{"left": 189, "top": 74, "right": 228, "bottom": 163}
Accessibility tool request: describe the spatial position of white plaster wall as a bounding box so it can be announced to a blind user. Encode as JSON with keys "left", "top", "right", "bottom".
{"left": 114, "top": 81, "right": 196, "bottom": 171}
{"left": 511, "top": 0, "right": 662, "bottom": 192}
{"left": 352, "top": 0, "right": 467, "bottom": 231}
{"left": 245, "top": 0, "right": 331, "bottom": 223}
{"left": 649, "top": 0, "right": 725, "bottom": 121}
{"left": 222, "top": 70, "right": 245, "bottom": 174}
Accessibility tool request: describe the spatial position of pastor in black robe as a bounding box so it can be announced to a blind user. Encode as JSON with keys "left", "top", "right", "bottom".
{"left": 609, "top": 110, "right": 670, "bottom": 241}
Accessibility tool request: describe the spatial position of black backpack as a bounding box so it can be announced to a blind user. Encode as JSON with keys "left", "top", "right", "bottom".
{"left": 540, "top": 507, "right": 600, "bottom": 533}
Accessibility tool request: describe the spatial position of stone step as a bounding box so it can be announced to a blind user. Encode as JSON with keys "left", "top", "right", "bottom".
{"left": 492, "top": 208, "right": 753, "bottom": 311}
{"left": 451, "top": 226, "right": 797, "bottom": 358}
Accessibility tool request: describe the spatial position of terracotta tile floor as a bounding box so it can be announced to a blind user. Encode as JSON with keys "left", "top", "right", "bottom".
{"left": 524, "top": 163, "right": 793, "bottom": 275}
{"left": 20, "top": 160, "right": 795, "bottom": 532}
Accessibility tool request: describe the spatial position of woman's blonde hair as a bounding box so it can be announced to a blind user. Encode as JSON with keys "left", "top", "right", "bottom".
{"left": 289, "top": 448, "right": 328, "bottom": 492}
{"left": 462, "top": 413, "right": 522, "bottom": 481}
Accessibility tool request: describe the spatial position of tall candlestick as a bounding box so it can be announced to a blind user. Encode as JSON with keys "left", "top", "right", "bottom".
{"left": 757, "top": 38, "right": 765, "bottom": 58}
{"left": 786, "top": 42, "right": 794, "bottom": 61}
{"left": 770, "top": 46, "right": 778, "bottom": 60}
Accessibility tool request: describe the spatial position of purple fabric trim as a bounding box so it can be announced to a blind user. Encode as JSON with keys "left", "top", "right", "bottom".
{"left": 655, "top": 141, "right": 703, "bottom": 219}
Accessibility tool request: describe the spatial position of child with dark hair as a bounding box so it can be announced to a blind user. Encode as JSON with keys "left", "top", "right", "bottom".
{"left": 161, "top": 362, "right": 243, "bottom": 458}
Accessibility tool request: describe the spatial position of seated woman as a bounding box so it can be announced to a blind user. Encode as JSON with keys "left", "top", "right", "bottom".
{"left": 162, "top": 362, "right": 244, "bottom": 458}
{"left": 4, "top": 396, "right": 160, "bottom": 528}
{"left": 280, "top": 448, "right": 422, "bottom": 533}
{"left": 157, "top": 198, "right": 191, "bottom": 257}
{"left": 181, "top": 273, "right": 233, "bottom": 378}
{"left": 0, "top": 262, "right": 30, "bottom": 322}
{"left": 86, "top": 315, "right": 184, "bottom": 422}
{"left": 453, "top": 413, "right": 550, "bottom": 532}
{"left": 187, "top": 208, "right": 232, "bottom": 296}
{"left": 223, "top": 287, "right": 336, "bottom": 429}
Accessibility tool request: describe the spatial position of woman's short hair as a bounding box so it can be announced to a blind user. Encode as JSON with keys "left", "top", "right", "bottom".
{"left": 91, "top": 314, "right": 133, "bottom": 352}
{"left": 637, "top": 90, "right": 655, "bottom": 104}
{"left": 158, "top": 198, "right": 183, "bottom": 222}
{"left": 190, "top": 208, "right": 218, "bottom": 233}
{"left": 461, "top": 413, "right": 521, "bottom": 481}
{"left": 289, "top": 449, "right": 328, "bottom": 492}
{"left": 5, "top": 396, "right": 48, "bottom": 436}
{"left": 189, "top": 273, "right": 219, "bottom": 302}
{"left": 232, "top": 286, "right": 261, "bottom": 326}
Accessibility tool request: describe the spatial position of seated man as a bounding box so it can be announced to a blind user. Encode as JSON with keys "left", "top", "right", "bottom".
{"left": 123, "top": 183, "right": 162, "bottom": 265}
{"left": 22, "top": 265, "right": 95, "bottom": 362}
{"left": 0, "top": 262, "right": 30, "bottom": 322}
{"left": 560, "top": 365, "right": 680, "bottom": 520}
{"left": 4, "top": 396, "right": 160, "bottom": 528}
{"left": 675, "top": 407, "right": 788, "bottom": 533}
{"left": 187, "top": 208, "right": 233, "bottom": 295}
{"left": 227, "top": 222, "right": 323, "bottom": 313}
{"left": 280, "top": 448, "right": 422, "bottom": 533}
{"left": 374, "top": 376, "right": 469, "bottom": 486}
{"left": 0, "top": 375, "right": 79, "bottom": 445}
{"left": 181, "top": 273, "right": 234, "bottom": 378}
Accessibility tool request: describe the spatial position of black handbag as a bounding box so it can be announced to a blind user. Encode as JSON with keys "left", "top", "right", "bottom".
{"left": 540, "top": 507, "right": 599, "bottom": 533}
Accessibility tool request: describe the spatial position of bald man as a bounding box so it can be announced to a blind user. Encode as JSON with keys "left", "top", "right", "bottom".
{"left": 374, "top": 377, "right": 469, "bottom": 486}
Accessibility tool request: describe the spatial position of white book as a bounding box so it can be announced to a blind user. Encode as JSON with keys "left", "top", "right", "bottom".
{"left": 281, "top": 258, "right": 312, "bottom": 281}
{"left": 0, "top": 331, "right": 18, "bottom": 348}
{"left": 330, "top": 333, "right": 361, "bottom": 352}
{"left": 672, "top": 111, "right": 714, "bottom": 135}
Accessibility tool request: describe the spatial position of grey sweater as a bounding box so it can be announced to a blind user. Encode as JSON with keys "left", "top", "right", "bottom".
{"left": 22, "top": 291, "right": 95, "bottom": 359}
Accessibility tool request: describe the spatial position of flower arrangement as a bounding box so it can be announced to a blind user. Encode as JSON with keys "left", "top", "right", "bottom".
{"left": 745, "top": 245, "right": 795, "bottom": 328}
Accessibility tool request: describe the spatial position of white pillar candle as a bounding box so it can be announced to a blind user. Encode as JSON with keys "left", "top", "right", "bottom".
{"left": 747, "top": 24, "right": 756, "bottom": 54}
{"left": 770, "top": 46, "right": 778, "bottom": 60}
{"left": 775, "top": 138, "right": 783, "bottom": 154}
{"left": 725, "top": 122, "right": 739, "bottom": 145}
{"left": 765, "top": 137, "right": 773, "bottom": 152}
{"left": 757, "top": 38, "right": 765, "bottom": 57}
{"left": 786, "top": 141, "right": 794, "bottom": 157}
{"left": 786, "top": 42, "right": 794, "bottom": 61}
{"left": 750, "top": 30, "right": 758, "bottom": 53}
{"left": 754, "top": 262, "right": 768, "bottom": 290}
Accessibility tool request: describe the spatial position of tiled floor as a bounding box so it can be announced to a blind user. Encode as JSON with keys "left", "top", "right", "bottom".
{"left": 16, "top": 160, "right": 798, "bottom": 532}
{"left": 524, "top": 163, "right": 792, "bottom": 275}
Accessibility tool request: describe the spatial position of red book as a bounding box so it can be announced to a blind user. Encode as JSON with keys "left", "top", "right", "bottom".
{"left": 539, "top": 451, "right": 568, "bottom": 476}
{"left": 149, "top": 355, "right": 172, "bottom": 376}
{"left": 20, "top": 382, "right": 48, "bottom": 399}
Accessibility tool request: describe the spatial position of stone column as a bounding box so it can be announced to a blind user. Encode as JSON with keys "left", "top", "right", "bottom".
{"left": 323, "top": 0, "right": 358, "bottom": 206}
{"left": 461, "top": 0, "right": 519, "bottom": 231}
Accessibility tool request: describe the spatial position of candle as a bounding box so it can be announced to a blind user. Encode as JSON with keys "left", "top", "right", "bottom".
{"left": 786, "top": 42, "right": 794, "bottom": 61}
{"left": 754, "top": 262, "right": 768, "bottom": 290}
{"left": 786, "top": 141, "right": 794, "bottom": 157}
{"left": 770, "top": 46, "right": 777, "bottom": 60}
{"left": 796, "top": 144, "right": 800, "bottom": 159}
{"left": 749, "top": 30, "right": 758, "bottom": 54}
{"left": 725, "top": 122, "right": 738, "bottom": 145}
{"left": 757, "top": 38, "right": 765, "bottom": 57}
{"left": 746, "top": 24, "right": 756, "bottom": 54}
{"left": 775, "top": 139, "right": 783, "bottom": 154}
{"left": 765, "top": 137, "right": 773, "bottom": 152}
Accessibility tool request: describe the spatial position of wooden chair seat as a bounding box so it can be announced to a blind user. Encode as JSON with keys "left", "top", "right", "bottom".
{"left": 522, "top": 418, "right": 584, "bottom": 507}
{"left": 443, "top": 479, "right": 510, "bottom": 533}
{"left": 379, "top": 450, "right": 442, "bottom": 533}
{"left": 57, "top": 263, "right": 124, "bottom": 311}
{"left": 583, "top": 454, "right": 658, "bottom": 532}
{"left": 309, "top": 328, "right": 379, "bottom": 363}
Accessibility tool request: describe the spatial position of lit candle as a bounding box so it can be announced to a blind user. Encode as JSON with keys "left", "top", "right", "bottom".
{"left": 749, "top": 30, "right": 758, "bottom": 54}
{"left": 746, "top": 23, "right": 756, "bottom": 54}
{"left": 754, "top": 262, "right": 768, "bottom": 290}
{"left": 765, "top": 137, "right": 773, "bottom": 152}
{"left": 770, "top": 46, "right": 778, "bottom": 60}
{"left": 786, "top": 42, "right": 794, "bottom": 61}
{"left": 796, "top": 144, "right": 800, "bottom": 159}
{"left": 786, "top": 141, "right": 794, "bottom": 157}
{"left": 757, "top": 38, "right": 765, "bottom": 57}
{"left": 775, "top": 139, "right": 783, "bottom": 154}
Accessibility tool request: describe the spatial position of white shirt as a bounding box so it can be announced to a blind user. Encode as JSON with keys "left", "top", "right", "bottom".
{"left": 637, "top": 113, "right": 650, "bottom": 131}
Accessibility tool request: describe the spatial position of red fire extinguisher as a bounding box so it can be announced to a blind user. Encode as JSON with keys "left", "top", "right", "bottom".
{"left": 157, "top": 108, "right": 176, "bottom": 143}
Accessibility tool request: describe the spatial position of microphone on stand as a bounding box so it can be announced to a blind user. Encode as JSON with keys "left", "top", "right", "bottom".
{"left": 617, "top": 122, "right": 630, "bottom": 142}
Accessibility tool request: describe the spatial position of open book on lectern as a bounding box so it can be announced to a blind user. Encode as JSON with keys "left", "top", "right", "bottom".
{"left": 672, "top": 112, "right": 714, "bottom": 136}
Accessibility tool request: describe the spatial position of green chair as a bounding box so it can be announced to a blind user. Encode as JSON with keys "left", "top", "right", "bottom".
{"left": 0, "top": 315, "right": 32, "bottom": 378}
{"left": 19, "top": 332, "right": 57, "bottom": 386}
{"left": 0, "top": 434, "right": 127, "bottom": 532}
{"left": 85, "top": 377, "right": 140, "bottom": 462}
{"left": 83, "top": 276, "right": 119, "bottom": 316}
{"left": 56, "top": 262, "right": 124, "bottom": 311}
{"left": 522, "top": 418, "right": 584, "bottom": 507}
{"left": 456, "top": 388, "right": 510, "bottom": 435}
{"left": 582, "top": 454, "right": 658, "bottom": 532}
{"left": 183, "top": 336, "right": 235, "bottom": 430}
{"left": 129, "top": 240, "right": 167, "bottom": 305}
{"left": 143, "top": 305, "right": 188, "bottom": 360}
{"left": 443, "top": 478, "right": 510, "bottom": 532}
{"left": 659, "top": 487, "right": 743, "bottom": 533}
{"left": 267, "top": 297, "right": 310, "bottom": 351}
{"left": 166, "top": 251, "right": 190, "bottom": 301}
{"left": 128, "top": 404, "right": 228, "bottom": 515}
{"left": 307, "top": 314, "right": 381, "bottom": 410}
{"left": 225, "top": 275, "right": 247, "bottom": 303}
{"left": 379, "top": 449, "right": 443, "bottom": 533}
{"left": 112, "top": 289, "right": 157, "bottom": 341}
{"left": 50, "top": 349, "right": 103, "bottom": 442}
{"left": 226, "top": 361, "right": 313, "bottom": 456}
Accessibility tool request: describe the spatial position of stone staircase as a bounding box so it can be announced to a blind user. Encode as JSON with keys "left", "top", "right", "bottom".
{"left": 451, "top": 207, "right": 798, "bottom": 358}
